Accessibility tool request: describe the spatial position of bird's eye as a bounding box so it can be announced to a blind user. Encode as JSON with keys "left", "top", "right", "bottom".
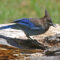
{"left": 48, "top": 18, "right": 52, "bottom": 22}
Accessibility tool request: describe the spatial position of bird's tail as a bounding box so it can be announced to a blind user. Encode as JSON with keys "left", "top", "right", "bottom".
{"left": 0, "top": 24, "right": 16, "bottom": 30}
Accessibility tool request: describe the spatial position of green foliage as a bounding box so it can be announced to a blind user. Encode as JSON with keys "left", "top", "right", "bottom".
{"left": 0, "top": 0, "right": 60, "bottom": 24}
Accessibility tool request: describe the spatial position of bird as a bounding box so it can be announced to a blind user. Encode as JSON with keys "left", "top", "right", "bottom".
{"left": 0, "top": 10, "right": 55, "bottom": 36}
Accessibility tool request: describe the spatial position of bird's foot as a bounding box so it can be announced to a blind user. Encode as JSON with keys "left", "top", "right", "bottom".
{"left": 26, "top": 34, "right": 33, "bottom": 40}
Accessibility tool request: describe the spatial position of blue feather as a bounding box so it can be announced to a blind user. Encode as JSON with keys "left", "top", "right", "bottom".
{"left": 14, "top": 18, "right": 39, "bottom": 29}
{"left": 14, "top": 18, "right": 29, "bottom": 23}
{"left": 0, "top": 18, "right": 41, "bottom": 30}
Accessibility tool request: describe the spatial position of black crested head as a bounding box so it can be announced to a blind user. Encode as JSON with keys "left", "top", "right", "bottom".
{"left": 39, "top": 9, "right": 55, "bottom": 32}
{"left": 44, "top": 9, "right": 54, "bottom": 27}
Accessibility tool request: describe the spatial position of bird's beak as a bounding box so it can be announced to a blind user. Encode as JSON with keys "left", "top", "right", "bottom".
{"left": 49, "top": 23, "right": 56, "bottom": 27}
{"left": 52, "top": 24, "right": 56, "bottom": 27}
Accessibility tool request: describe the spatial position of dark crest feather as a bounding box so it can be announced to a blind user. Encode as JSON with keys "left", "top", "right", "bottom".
{"left": 45, "top": 9, "right": 49, "bottom": 17}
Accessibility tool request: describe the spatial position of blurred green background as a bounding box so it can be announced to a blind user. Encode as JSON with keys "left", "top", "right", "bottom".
{"left": 0, "top": 0, "right": 60, "bottom": 24}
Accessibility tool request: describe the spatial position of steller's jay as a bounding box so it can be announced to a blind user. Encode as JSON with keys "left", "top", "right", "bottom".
{"left": 0, "top": 10, "right": 55, "bottom": 37}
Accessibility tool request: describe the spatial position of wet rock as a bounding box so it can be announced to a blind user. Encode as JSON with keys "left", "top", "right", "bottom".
{"left": 44, "top": 34, "right": 60, "bottom": 43}
{"left": 45, "top": 46, "right": 60, "bottom": 56}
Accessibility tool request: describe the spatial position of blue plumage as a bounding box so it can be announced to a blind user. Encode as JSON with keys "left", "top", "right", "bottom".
{"left": 13, "top": 18, "right": 40, "bottom": 29}
{"left": 0, "top": 18, "right": 41, "bottom": 30}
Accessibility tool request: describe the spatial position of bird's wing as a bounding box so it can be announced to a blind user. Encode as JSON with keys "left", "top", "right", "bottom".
{"left": 13, "top": 18, "right": 24, "bottom": 23}
{"left": 14, "top": 18, "right": 35, "bottom": 26}
{"left": 13, "top": 18, "right": 42, "bottom": 30}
